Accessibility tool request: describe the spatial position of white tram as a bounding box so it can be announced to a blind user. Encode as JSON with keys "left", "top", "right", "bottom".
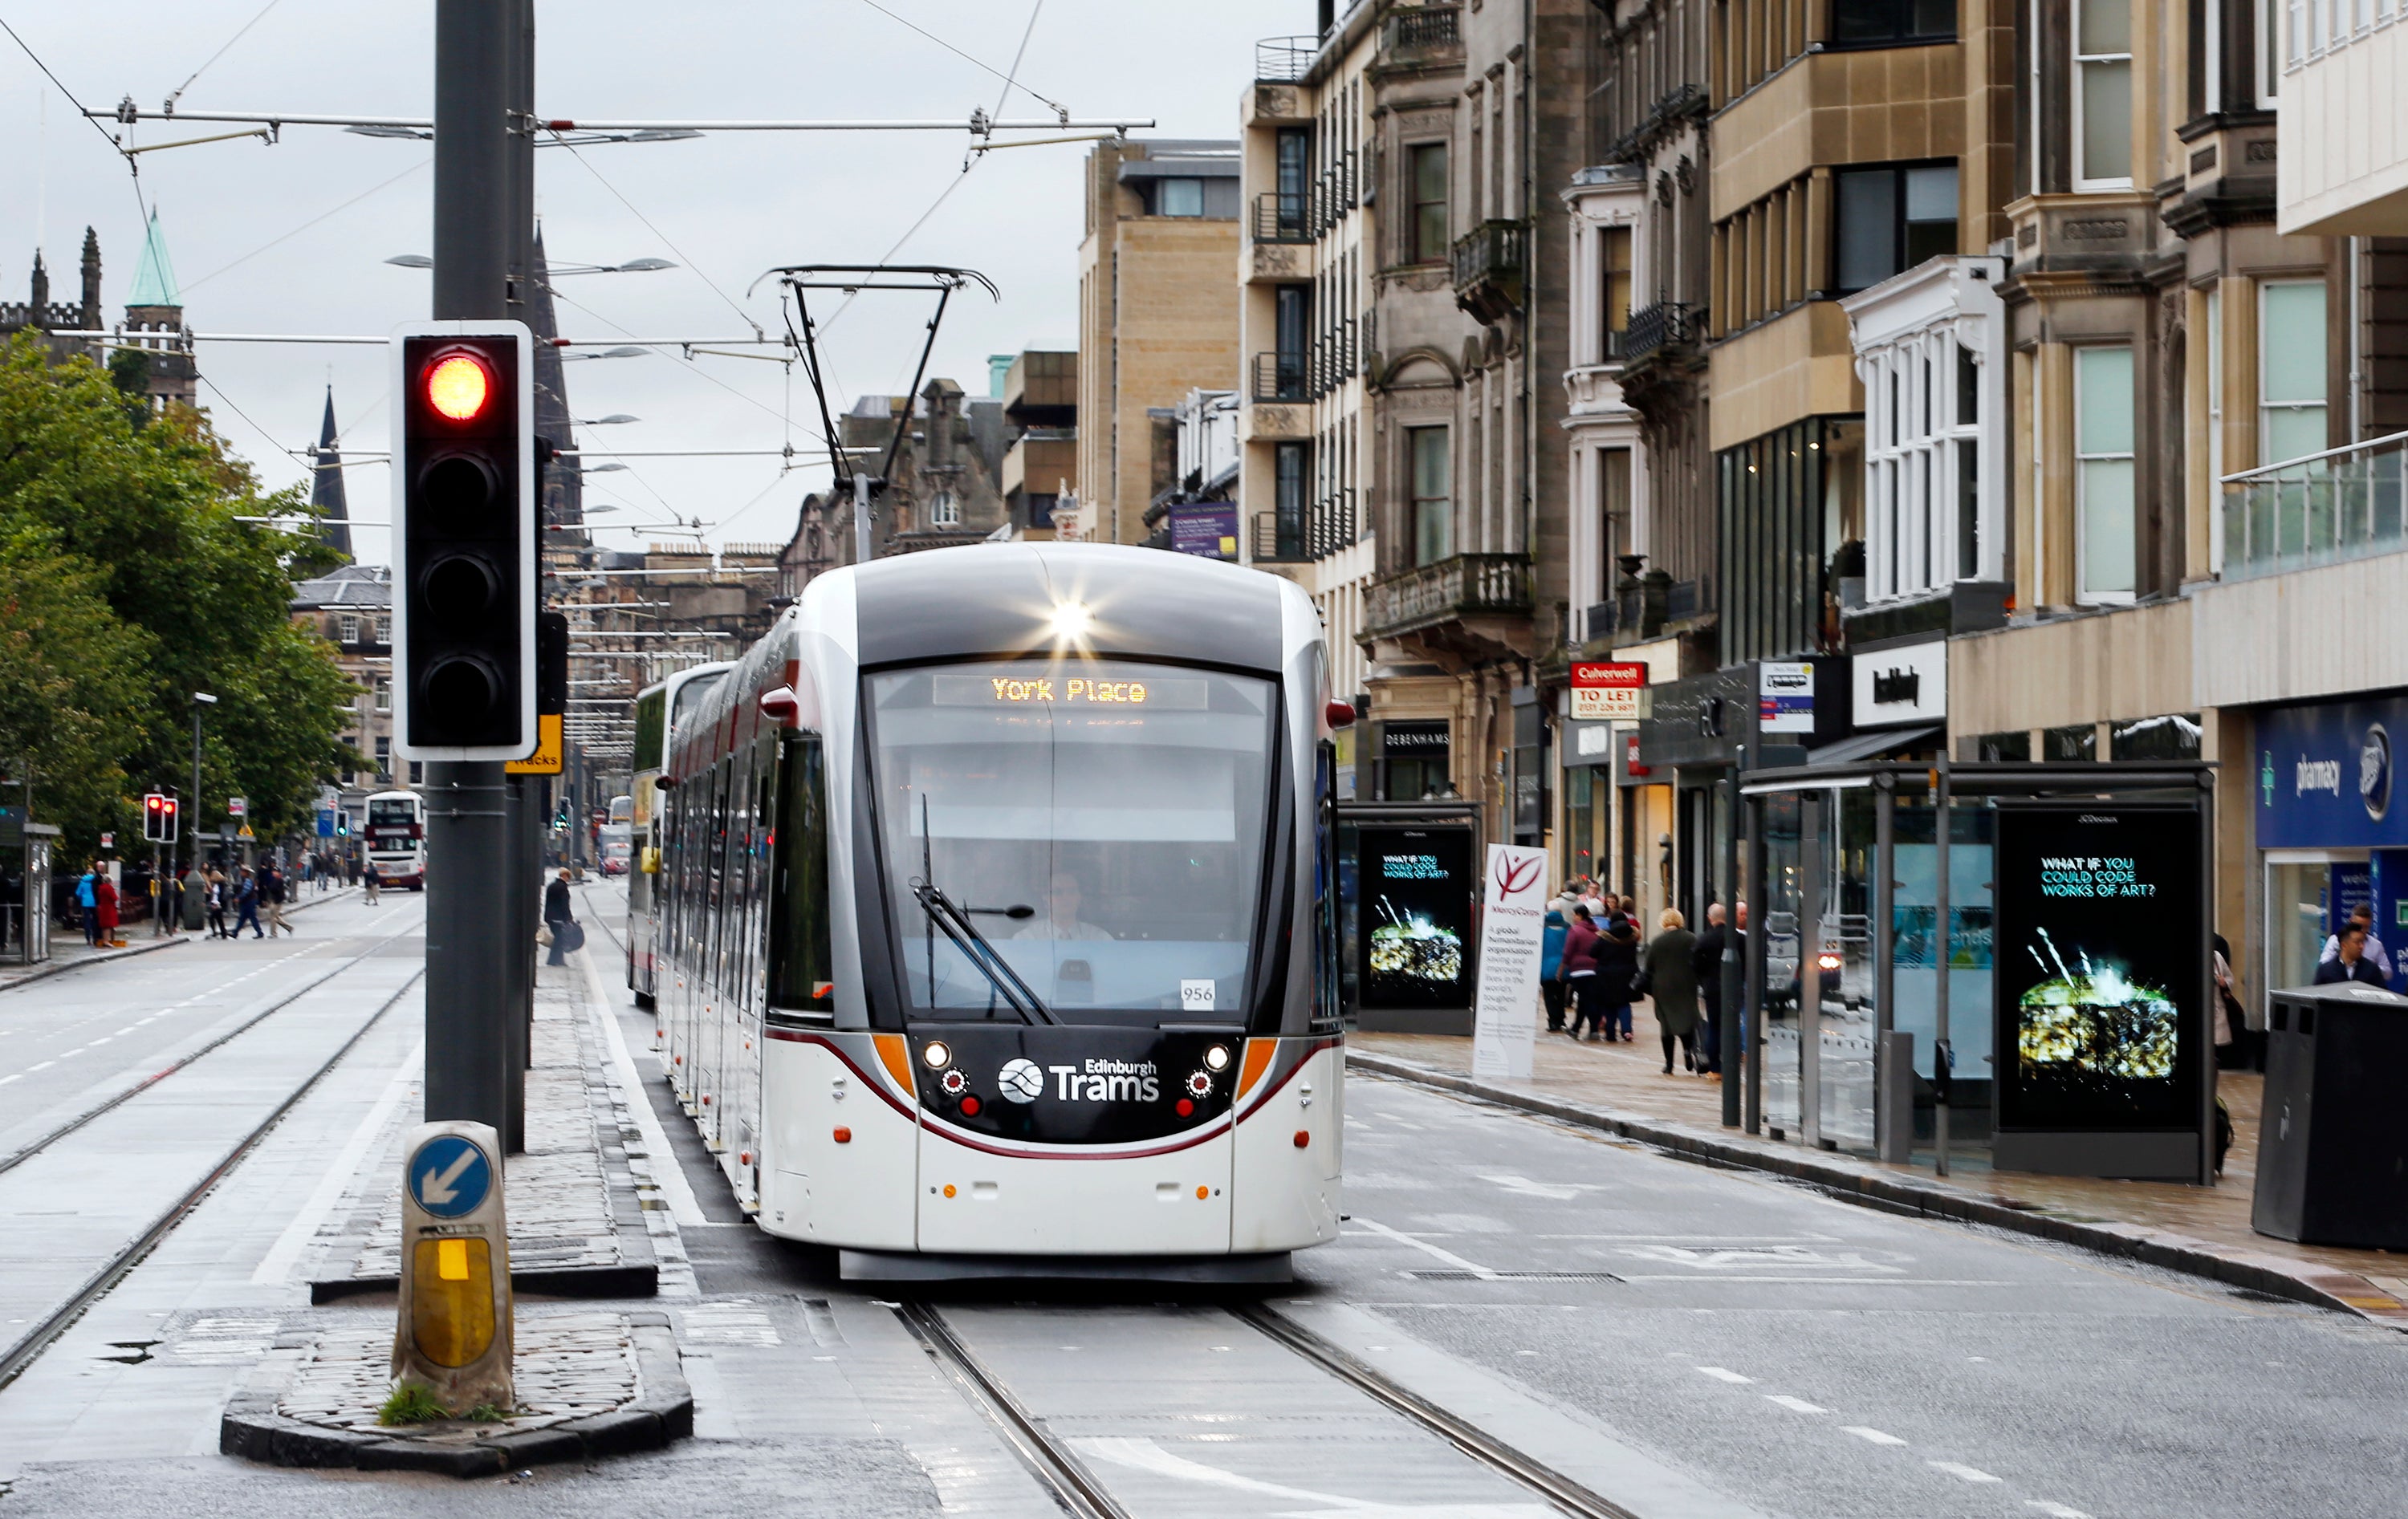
{"left": 628, "top": 661, "right": 732, "bottom": 1006}
{"left": 652, "top": 544, "right": 1345, "bottom": 1278}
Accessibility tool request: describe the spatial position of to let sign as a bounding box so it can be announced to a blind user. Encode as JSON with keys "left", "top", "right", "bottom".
{"left": 1568, "top": 662, "right": 1645, "bottom": 721}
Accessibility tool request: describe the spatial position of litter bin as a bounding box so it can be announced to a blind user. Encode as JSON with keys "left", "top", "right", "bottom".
{"left": 2251, "top": 982, "right": 2408, "bottom": 1248}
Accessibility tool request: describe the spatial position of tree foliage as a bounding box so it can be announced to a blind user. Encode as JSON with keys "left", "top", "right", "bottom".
{"left": 0, "top": 334, "right": 359, "bottom": 853}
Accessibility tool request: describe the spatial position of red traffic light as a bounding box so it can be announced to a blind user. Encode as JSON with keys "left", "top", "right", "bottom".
{"left": 144, "top": 795, "right": 164, "bottom": 814}
{"left": 423, "top": 351, "right": 494, "bottom": 421}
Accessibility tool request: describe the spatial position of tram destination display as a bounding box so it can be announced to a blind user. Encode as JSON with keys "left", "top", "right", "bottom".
{"left": 1993, "top": 803, "right": 2206, "bottom": 1155}
{"left": 1355, "top": 823, "right": 1477, "bottom": 1013}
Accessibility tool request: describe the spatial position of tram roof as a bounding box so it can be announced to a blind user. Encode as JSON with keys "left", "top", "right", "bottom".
{"left": 848, "top": 542, "right": 1291, "bottom": 673}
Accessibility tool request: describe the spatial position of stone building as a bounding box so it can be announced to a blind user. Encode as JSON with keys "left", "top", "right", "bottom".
{"left": 777, "top": 377, "right": 1013, "bottom": 588}
{"left": 288, "top": 564, "right": 400, "bottom": 802}
{"left": 0, "top": 229, "right": 104, "bottom": 364}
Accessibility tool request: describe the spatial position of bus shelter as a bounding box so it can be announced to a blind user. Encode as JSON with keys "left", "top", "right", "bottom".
{"left": 0, "top": 814, "right": 59, "bottom": 965}
{"left": 1735, "top": 760, "right": 2217, "bottom": 1184}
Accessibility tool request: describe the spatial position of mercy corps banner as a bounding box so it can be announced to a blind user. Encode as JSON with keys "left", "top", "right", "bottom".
{"left": 1471, "top": 843, "right": 1550, "bottom": 1080}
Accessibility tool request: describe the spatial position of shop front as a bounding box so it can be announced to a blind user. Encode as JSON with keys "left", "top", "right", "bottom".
{"left": 2251, "top": 693, "right": 2408, "bottom": 1001}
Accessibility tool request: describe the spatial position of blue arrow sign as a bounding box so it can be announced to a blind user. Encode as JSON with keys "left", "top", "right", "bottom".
{"left": 408, "top": 1134, "right": 493, "bottom": 1220}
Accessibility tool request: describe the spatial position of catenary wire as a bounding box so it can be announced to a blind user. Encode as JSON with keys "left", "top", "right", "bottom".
{"left": 185, "top": 156, "right": 428, "bottom": 290}
{"left": 551, "top": 135, "right": 762, "bottom": 333}
{"left": 852, "top": 0, "right": 1066, "bottom": 116}
{"left": 162, "top": 0, "right": 287, "bottom": 112}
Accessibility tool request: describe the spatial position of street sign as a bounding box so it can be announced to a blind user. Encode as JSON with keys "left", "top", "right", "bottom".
{"left": 409, "top": 1131, "right": 494, "bottom": 1219}
{"left": 1569, "top": 661, "right": 1646, "bottom": 721}
{"left": 504, "top": 711, "right": 563, "bottom": 775}
{"left": 227, "top": 796, "right": 249, "bottom": 818}
{"left": 316, "top": 809, "right": 337, "bottom": 839}
{"left": 237, "top": 824, "right": 255, "bottom": 840}
{"left": 99, "top": 831, "right": 114, "bottom": 848}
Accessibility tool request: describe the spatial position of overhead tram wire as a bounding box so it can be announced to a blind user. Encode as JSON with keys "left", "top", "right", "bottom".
{"left": 550, "top": 135, "right": 764, "bottom": 335}
{"left": 0, "top": 13, "right": 153, "bottom": 225}
{"left": 851, "top": 0, "right": 1070, "bottom": 120}
{"left": 161, "top": 0, "right": 287, "bottom": 116}
{"left": 185, "top": 156, "right": 429, "bottom": 291}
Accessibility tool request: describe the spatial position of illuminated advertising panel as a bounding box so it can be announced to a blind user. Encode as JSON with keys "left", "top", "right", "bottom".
{"left": 1355, "top": 822, "right": 1477, "bottom": 1014}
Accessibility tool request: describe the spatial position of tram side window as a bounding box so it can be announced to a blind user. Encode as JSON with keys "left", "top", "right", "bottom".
{"left": 770, "top": 733, "right": 835, "bottom": 1015}
{"left": 748, "top": 741, "right": 776, "bottom": 1003}
{"left": 710, "top": 757, "right": 736, "bottom": 990}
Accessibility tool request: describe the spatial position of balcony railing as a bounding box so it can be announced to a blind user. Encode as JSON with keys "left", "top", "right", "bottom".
{"left": 2220, "top": 429, "right": 2408, "bottom": 582}
{"left": 1253, "top": 351, "right": 1308, "bottom": 403}
{"left": 1255, "top": 510, "right": 1309, "bottom": 563}
{"left": 1366, "top": 552, "right": 1532, "bottom": 639}
{"left": 1450, "top": 220, "right": 1527, "bottom": 325}
{"left": 1255, "top": 35, "right": 1315, "bottom": 82}
{"left": 1254, "top": 493, "right": 1357, "bottom": 565}
{"left": 1253, "top": 191, "right": 1311, "bottom": 243}
{"left": 1383, "top": 5, "right": 1461, "bottom": 55}
{"left": 1621, "top": 299, "right": 1699, "bottom": 363}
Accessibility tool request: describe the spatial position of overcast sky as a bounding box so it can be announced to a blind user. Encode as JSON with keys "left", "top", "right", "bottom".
{"left": 2, "top": 1, "right": 1304, "bottom": 564}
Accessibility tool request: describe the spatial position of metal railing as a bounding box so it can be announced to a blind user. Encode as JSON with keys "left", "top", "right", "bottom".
{"left": 2220, "top": 429, "right": 2408, "bottom": 582}
{"left": 1255, "top": 510, "right": 1309, "bottom": 563}
{"left": 1450, "top": 220, "right": 1527, "bottom": 322}
{"left": 1255, "top": 35, "right": 1315, "bottom": 81}
{"left": 1312, "top": 489, "right": 1357, "bottom": 558}
{"left": 1253, "top": 191, "right": 1312, "bottom": 243}
{"left": 1385, "top": 6, "right": 1462, "bottom": 52}
{"left": 1252, "top": 351, "right": 1308, "bottom": 403}
{"left": 1621, "top": 299, "right": 1698, "bottom": 362}
{"left": 1366, "top": 552, "right": 1532, "bottom": 637}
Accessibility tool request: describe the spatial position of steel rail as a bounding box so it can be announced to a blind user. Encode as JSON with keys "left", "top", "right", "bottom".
{"left": 892, "top": 1302, "right": 1134, "bottom": 1519}
{"left": 1230, "top": 1302, "right": 1644, "bottom": 1519}
{"left": 0, "top": 961, "right": 427, "bottom": 1392}
{"left": 0, "top": 908, "right": 429, "bottom": 1176}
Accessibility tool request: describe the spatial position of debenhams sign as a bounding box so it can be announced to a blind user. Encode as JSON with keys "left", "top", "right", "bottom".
{"left": 1853, "top": 639, "right": 1946, "bottom": 726}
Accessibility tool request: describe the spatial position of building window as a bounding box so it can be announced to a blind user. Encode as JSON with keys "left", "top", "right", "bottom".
{"left": 409, "top": 761, "right": 424, "bottom": 785}
{"left": 1155, "top": 178, "right": 1205, "bottom": 217}
{"left": 1833, "top": 164, "right": 1958, "bottom": 294}
{"left": 374, "top": 736, "right": 392, "bottom": 778}
{"left": 1601, "top": 226, "right": 1633, "bottom": 358}
{"left": 374, "top": 676, "right": 392, "bottom": 713}
{"left": 2260, "top": 280, "right": 2328, "bottom": 468}
{"left": 2043, "top": 723, "right": 2099, "bottom": 762}
{"left": 1408, "top": 426, "right": 1452, "bottom": 566}
{"left": 2109, "top": 713, "right": 2203, "bottom": 761}
{"left": 374, "top": 615, "right": 390, "bottom": 644}
{"left": 1409, "top": 143, "right": 1450, "bottom": 263}
{"left": 1275, "top": 441, "right": 1309, "bottom": 559}
{"left": 1867, "top": 332, "right": 1987, "bottom": 602}
{"left": 2073, "top": 0, "right": 2133, "bottom": 189}
{"left": 1275, "top": 128, "right": 1311, "bottom": 232}
{"left": 2074, "top": 344, "right": 2137, "bottom": 602}
{"left": 1829, "top": 0, "right": 1954, "bottom": 44}
{"left": 1978, "top": 730, "right": 2033, "bottom": 762}
{"left": 1600, "top": 447, "right": 1633, "bottom": 575}
{"left": 339, "top": 614, "right": 360, "bottom": 644}
{"left": 929, "top": 490, "right": 960, "bottom": 527}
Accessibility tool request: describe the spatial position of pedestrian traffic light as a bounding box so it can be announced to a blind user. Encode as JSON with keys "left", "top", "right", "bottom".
{"left": 141, "top": 793, "right": 178, "bottom": 843}
{"left": 392, "top": 320, "right": 536, "bottom": 761}
{"left": 336, "top": 810, "right": 352, "bottom": 838}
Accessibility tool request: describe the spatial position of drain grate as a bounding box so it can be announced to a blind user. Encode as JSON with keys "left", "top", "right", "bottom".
{"left": 1406, "top": 1269, "right": 1625, "bottom": 1282}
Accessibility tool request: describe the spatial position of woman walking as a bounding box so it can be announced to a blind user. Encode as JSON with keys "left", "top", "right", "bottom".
{"left": 1644, "top": 908, "right": 1702, "bottom": 1074}
{"left": 93, "top": 867, "right": 121, "bottom": 948}
{"left": 1593, "top": 904, "right": 1641, "bottom": 1042}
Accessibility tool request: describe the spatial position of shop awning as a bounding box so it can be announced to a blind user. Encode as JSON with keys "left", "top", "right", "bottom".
{"left": 1804, "top": 724, "right": 1942, "bottom": 766}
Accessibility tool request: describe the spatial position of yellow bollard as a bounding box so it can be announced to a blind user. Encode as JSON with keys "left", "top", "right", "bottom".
{"left": 390, "top": 1121, "right": 514, "bottom": 1415}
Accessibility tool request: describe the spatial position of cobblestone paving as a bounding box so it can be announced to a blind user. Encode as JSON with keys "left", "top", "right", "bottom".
{"left": 275, "top": 1310, "right": 640, "bottom": 1434}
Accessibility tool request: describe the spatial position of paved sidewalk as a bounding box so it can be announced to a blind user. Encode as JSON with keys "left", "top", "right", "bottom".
{"left": 1352, "top": 1013, "right": 2408, "bottom": 1329}
{"left": 307, "top": 944, "right": 657, "bottom": 1301}
{"left": 0, "top": 886, "right": 366, "bottom": 994}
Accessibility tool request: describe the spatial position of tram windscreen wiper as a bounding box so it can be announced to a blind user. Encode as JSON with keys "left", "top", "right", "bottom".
{"left": 911, "top": 878, "right": 1054, "bottom": 1025}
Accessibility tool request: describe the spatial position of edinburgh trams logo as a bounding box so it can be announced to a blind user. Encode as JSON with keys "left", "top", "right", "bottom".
{"left": 997, "top": 1058, "right": 1046, "bottom": 1103}
{"left": 995, "top": 1057, "right": 1161, "bottom": 1103}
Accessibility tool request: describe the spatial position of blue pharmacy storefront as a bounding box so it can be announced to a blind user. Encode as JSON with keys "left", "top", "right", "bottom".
{"left": 2253, "top": 693, "right": 2408, "bottom": 1000}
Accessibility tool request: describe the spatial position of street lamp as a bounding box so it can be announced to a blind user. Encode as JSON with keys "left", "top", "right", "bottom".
{"left": 577, "top": 414, "right": 641, "bottom": 426}
{"left": 190, "top": 692, "right": 216, "bottom": 883}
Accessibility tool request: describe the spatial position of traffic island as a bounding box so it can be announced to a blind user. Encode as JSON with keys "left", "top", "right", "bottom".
{"left": 220, "top": 1310, "right": 692, "bottom": 1476}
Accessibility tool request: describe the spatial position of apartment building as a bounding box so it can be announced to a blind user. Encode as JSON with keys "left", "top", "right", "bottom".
{"left": 998, "top": 349, "right": 1080, "bottom": 539}
{"left": 1076, "top": 139, "right": 1245, "bottom": 547}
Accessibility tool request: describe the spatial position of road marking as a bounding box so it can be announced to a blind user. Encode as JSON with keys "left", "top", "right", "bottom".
{"left": 26, "top": 1061, "right": 52, "bottom": 1072}
{"left": 579, "top": 940, "right": 706, "bottom": 1228}
{"left": 57, "top": 1046, "right": 83, "bottom": 1058}
{"left": 1617, "top": 1276, "right": 2015, "bottom": 1285}
{"left": 0, "top": 1074, "right": 18, "bottom": 1086}
{"left": 2024, "top": 1503, "right": 2092, "bottom": 1518}
{"left": 1763, "top": 1395, "right": 1828, "bottom": 1414}
{"left": 1078, "top": 1433, "right": 1552, "bottom": 1515}
{"left": 251, "top": 1031, "right": 425, "bottom": 1286}
{"left": 1350, "top": 1216, "right": 1498, "bottom": 1280}
{"left": 1928, "top": 1461, "right": 2002, "bottom": 1484}
{"left": 1478, "top": 1172, "right": 1609, "bottom": 1201}
{"left": 1695, "top": 1366, "right": 1755, "bottom": 1384}
{"left": 1842, "top": 1426, "right": 1907, "bottom": 1446}
{"left": 112, "top": 1027, "right": 133, "bottom": 1037}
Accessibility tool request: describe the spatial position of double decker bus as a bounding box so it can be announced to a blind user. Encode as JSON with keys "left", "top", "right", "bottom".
{"left": 363, "top": 789, "right": 427, "bottom": 890}
{"left": 628, "top": 662, "right": 732, "bottom": 1005}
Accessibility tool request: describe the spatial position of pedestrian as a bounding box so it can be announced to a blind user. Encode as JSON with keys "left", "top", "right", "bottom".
{"left": 363, "top": 861, "right": 380, "bottom": 904}
{"left": 1540, "top": 893, "right": 1573, "bottom": 1033}
{"left": 2314, "top": 921, "right": 2387, "bottom": 988}
{"left": 94, "top": 866, "right": 120, "bottom": 948}
{"left": 181, "top": 864, "right": 208, "bottom": 933}
{"left": 1694, "top": 903, "right": 1730, "bottom": 1077}
{"left": 1595, "top": 900, "right": 1641, "bottom": 1042}
{"left": 543, "top": 867, "right": 576, "bottom": 967}
{"left": 1644, "top": 908, "right": 1702, "bottom": 1074}
{"left": 203, "top": 868, "right": 226, "bottom": 937}
{"left": 1560, "top": 903, "right": 1605, "bottom": 1040}
{"left": 263, "top": 862, "right": 292, "bottom": 936}
{"left": 75, "top": 863, "right": 100, "bottom": 947}
{"left": 2318, "top": 904, "right": 2393, "bottom": 982}
{"left": 233, "top": 868, "right": 262, "bottom": 938}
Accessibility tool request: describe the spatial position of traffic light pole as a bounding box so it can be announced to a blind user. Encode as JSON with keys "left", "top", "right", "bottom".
{"left": 425, "top": 0, "right": 518, "bottom": 1138}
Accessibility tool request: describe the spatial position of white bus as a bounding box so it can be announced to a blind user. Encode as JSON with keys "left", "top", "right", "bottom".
{"left": 363, "top": 789, "right": 427, "bottom": 890}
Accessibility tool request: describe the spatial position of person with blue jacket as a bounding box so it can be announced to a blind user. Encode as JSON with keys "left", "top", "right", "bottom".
{"left": 75, "top": 866, "right": 100, "bottom": 946}
{"left": 1540, "top": 893, "right": 1573, "bottom": 1033}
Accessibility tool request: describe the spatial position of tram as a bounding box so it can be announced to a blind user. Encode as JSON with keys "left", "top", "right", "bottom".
{"left": 628, "top": 661, "right": 733, "bottom": 1006}
{"left": 362, "top": 789, "right": 427, "bottom": 889}
{"left": 651, "top": 543, "right": 1345, "bottom": 1278}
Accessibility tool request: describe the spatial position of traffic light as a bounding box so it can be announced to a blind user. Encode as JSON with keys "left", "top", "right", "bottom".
{"left": 336, "top": 809, "right": 352, "bottom": 839}
{"left": 392, "top": 320, "right": 536, "bottom": 761}
{"left": 141, "top": 793, "right": 178, "bottom": 843}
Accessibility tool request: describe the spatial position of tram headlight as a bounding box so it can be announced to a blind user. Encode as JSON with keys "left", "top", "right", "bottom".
{"left": 1203, "top": 1044, "right": 1231, "bottom": 1073}
{"left": 1046, "top": 601, "right": 1092, "bottom": 640}
{"left": 921, "top": 1040, "right": 952, "bottom": 1070}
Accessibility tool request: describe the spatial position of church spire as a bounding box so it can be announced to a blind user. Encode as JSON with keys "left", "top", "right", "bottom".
{"left": 128, "top": 208, "right": 179, "bottom": 311}
{"left": 309, "top": 386, "right": 352, "bottom": 561}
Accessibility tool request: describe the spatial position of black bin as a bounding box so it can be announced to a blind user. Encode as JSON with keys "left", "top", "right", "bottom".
{"left": 2251, "top": 982, "right": 2408, "bottom": 1248}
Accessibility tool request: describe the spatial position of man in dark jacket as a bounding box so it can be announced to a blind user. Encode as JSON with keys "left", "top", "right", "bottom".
{"left": 2315, "top": 922, "right": 2389, "bottom": 988}
{"left": 1594, "top": 904, "right": 1641, "bottom": 1042}
{"left": 1694, "top": 904, "right": 1730, "bottom": 1074}
{"left": 544, "top": 869, "right": 576, "bottom": 966}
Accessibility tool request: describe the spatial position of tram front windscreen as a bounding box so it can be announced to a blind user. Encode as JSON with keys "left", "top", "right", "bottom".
{"left": 868, "top": 660, "right": 1277, "bottom": 1026}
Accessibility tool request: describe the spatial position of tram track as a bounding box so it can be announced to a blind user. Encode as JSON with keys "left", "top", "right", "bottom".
{"left": 0, "top": 943, "right": 427, "bottom": 1392}
{"left": 0, "top": 907, "right": 429, "bottom": 1177}
{"left": 896, "top": 1296, "right": 1643, "bottom": 1519}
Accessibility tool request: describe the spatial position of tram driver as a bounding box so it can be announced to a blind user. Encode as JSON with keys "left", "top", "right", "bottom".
{"left": 1014, "top": 870, "right": 1114, "bottom": 942}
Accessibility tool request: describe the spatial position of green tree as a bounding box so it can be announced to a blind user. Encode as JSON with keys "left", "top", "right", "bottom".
{"left": 0, "top": 335, "right": 359, "bottom": 852}
{"left": 0, "top": 526, "right": 156, "bottom": 845}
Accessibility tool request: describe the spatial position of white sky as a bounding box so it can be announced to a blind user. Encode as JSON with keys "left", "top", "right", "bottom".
{"left": 1, "top": 1, "right": 1304, "bottom": 564}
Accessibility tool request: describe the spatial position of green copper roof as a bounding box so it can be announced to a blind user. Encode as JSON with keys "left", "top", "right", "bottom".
{"left": 128, "top": 209, "right": 179, "bottom": 307}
